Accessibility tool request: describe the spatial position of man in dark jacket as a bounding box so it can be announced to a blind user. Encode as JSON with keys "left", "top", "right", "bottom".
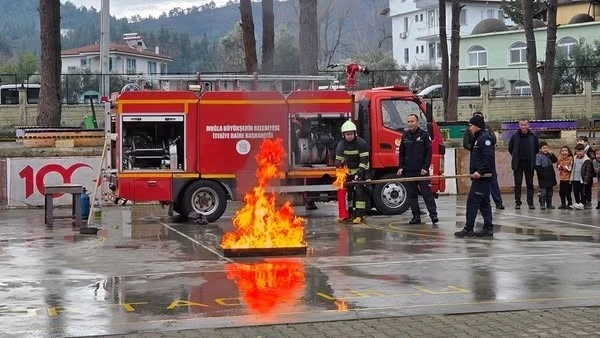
{"left": 508, "top": 119, "right": 539, "bottom": 209}
{"left": 462, "top": 112, "right": 504, "bottom": 209}
{"left": 455, "top": 115, "right": 494, "bottom": 238}
{"left": 397, "top": 114, "right": 438, "bottom": 225}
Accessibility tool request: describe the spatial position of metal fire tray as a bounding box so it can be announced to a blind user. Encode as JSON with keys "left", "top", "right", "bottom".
{"left": 222, "top": 246, "right": 308, "bottom": 258}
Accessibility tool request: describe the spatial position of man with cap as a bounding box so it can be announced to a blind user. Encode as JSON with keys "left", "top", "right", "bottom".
{"left": 455, "top": 114, "right": 494, "bottom": 238}
{"left": 462, "top": 111, "right": 504, "bottom": 209}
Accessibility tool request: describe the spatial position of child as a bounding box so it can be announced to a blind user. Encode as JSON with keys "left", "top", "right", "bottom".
{"left": 594, "top": 151, "right": 600, "bottom": 209}
{"left": 556, "top": 145, "right": 573, "bottom": 209}
{"left": 535, "top": 141, "right": 558, "bottom": 209}
{"left": 570, "top": 143, "right": 594, "bottom": 209}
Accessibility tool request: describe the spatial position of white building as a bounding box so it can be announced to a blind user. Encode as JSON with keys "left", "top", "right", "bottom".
{"left": 389, "top": 0, "right": 514, "bottom": 69}
{"left": 61, "top": 34, "right": 172, "bottom": 75}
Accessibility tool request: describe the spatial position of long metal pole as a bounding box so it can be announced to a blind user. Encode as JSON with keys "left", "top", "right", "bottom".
{"left": 345, "top": 173, "right": 492, "bottom": 186}
{"left": 100, "top": 0, "right": 110, "bottom": 97}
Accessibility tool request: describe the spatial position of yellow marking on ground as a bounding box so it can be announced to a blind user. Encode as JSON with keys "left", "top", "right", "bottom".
{"left": 166, "top": 299, "right": 209, "bottom": 310}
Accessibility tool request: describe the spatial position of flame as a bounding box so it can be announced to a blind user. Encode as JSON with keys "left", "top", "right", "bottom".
{"left": 335, "top": 300, "right": 348, "bottom": 311}
{"left": 221, "top": 138, "right": 306, "bottom": 249}
{"left": 225, "top": 259, "right": 305, "bottom": 315}
{"left": 332, "top": 166, "right": 349, "bottom": 189}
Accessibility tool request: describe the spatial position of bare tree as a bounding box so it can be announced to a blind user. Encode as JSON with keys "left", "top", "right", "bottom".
{"left": 239, "top": 0, "right": 257, "bottom": 73}
{"left": 318, "top": 0, "right": 352, "bottom": 68}
{"left": 438, "top": 0, "right": 449, "bottom": 114}
{"left": 521, "top": 0, "right": 544, "bottom": 119}
{"left": 446, "top": 0, "right": 462, "bottom": 121}
{"left": 299, "top": 0, "right": 319, "bottom": 75}
{"left": 37, "top": 0, "right": 62, "bottom": 126}
{"left": 262, "top": 0, "right": 274, "bottom": 73}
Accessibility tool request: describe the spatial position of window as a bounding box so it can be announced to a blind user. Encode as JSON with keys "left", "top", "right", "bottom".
{"left": 126, "top": 58, "right": 137, "bottom": 74}
{"left": 404, "top": 17, "right": 409, "bottom": 32}
{"left": 437, "top": 42, "right": 442, "bottom": 57}
{"left": 414, "top": 15, "right": 418, "bottom": 22}
{"left": 498, "top": 10, "right": 505, "bottom": 22}
{"left": 428, "top": 10, "right": 437, "bottom": 28}
{"left": 109, "top": 57, "right": 114, "bottom": 71}
{"left": 147, "top": 61, "right": 157, "bottom": 74}
{"left": 420, "top": 14, "right": 423, "bottom": 21}
{"left": 460, "top": 9, "right": 467, "bottom": 25}
{"left": 420, "top": 45, "right": 424, "bottom": 53}
{"left": 429, "top": 43, "right": 436, "bottom": 60}
{"left": 467, "top": 45, "right": 487, "bottom": 67}
{"left": 509, "top": 42, "right": 527, "bottom": 64}
{"left": 416, "top": 46, "right": 419, "bottom": 54}
{"left": 80, "top": 58, "right": 89, "bottom": 68}
{"left": 381, "top": 99, "right": 427, "bottom": 132}
{"left": 514, "top": 80, "right": 531, "bottom": 96}
{"left": 558, "top": 36, "right": 577, "bottom": 59}
{"left": 404, "top": 48, "right": 409, "bottom": 64}
{"left": 487, "top": 9, "right": 495, "bottom": 18}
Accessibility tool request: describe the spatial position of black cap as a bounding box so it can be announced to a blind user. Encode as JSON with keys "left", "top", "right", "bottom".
{"left": 469, "top": 115, "right": 485, "bottom": 129}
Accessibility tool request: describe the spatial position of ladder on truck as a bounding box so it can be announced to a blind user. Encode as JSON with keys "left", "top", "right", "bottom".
{"left": 121, "top": 73, "right": 338, "bottom": 92}
{"left": 96, "top": 73, "right": 340, "bottom": 209}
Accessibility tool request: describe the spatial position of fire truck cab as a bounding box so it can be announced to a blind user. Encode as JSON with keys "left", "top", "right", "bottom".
{"left": 106, "top": 75, "right": 445, "bottom": 222}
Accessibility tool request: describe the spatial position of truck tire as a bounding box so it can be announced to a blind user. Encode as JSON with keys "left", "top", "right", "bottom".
{"left": 373, "top": 174, "right": 409, "bottom": 215}
{"left": 181, "top": 180, "right": 227, "bottom": 223}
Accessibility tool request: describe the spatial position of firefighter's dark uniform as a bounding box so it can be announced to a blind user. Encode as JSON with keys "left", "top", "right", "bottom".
{"left": 398, "top": 126, "right": 438, "bottom": 224}
{"left": 456, "top": 116, "right": 495, "bottom": 237}
{"left": 335, "top": 136, "right": 370, "bottom": 222}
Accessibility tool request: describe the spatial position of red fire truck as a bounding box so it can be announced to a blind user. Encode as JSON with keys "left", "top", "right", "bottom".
{"left": 106, "top": 74, "right": 445, "bottom": 222}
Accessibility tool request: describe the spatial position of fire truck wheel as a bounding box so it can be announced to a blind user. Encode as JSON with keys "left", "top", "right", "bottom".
{"left": 373, "top": 174, "right": 409, "bottom": 215}
{"left": 182, "top": 180, "right": 227, "bottom": 223}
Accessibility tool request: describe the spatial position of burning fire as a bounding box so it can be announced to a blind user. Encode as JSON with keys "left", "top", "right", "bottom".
{"left": 225, "top": 259, "right": 305, "bottom": 315}
{"left": 335, "top": 300, "right": 348, "bottom": 311}
{"left": 221, "top": 139, "right": 306, "bottom": 249}
{"left": 332, "top": 166, "right": 349, "bottom": 189}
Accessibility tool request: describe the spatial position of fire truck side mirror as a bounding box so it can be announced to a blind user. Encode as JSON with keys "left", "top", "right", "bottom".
{"left": 425, "top": 102, "right": 433, "bottom": 122}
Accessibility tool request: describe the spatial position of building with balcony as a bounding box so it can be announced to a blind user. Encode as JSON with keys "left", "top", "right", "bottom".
{"left": 389, "top": 0, "right": 514, "bottom": 69}
{"left": 61, "top": 33, "right": 173, "bottom": 75}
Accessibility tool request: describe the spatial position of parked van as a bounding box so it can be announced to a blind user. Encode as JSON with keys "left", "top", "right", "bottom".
{"left": 0, "top": 83, "right": 41, "bottom": 105}
{"left": 417, "top": 83, "right": 481, "bottom": 99}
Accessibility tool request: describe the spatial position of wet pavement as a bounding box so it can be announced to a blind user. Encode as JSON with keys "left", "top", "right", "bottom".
{"left": 0, "top": 194, "right": 599, "bottom": 337}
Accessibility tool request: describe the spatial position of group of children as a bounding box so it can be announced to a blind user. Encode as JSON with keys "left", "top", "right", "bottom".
{"left": 535, "top": 136, "right": 600, "bottom": 210}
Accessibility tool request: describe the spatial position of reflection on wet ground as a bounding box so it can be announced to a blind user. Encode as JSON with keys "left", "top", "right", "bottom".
{"left": 0, "top": 195, "right": 599, "bottom": 337}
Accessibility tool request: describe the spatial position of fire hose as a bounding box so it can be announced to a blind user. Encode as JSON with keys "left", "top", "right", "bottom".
{"left": 345, "top": 173, "right": 493, "bottom": 186}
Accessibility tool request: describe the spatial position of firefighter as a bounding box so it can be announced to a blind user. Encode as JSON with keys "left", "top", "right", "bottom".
{"left": 397, "top": 114, "right": 438, "bottom": 225}
{"left": 335, "top": 120, "right": 370, "bottom": 224}
{"left": 455, "top": 115, "right": 494, "bottom": 238}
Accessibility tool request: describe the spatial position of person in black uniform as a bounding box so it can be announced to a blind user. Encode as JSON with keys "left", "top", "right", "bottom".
{"left": 335, "top": 120, "right": 370, "bottom": 224}
{"left": 397, "top": 114, "right": 438, "bottom": 225}
{"left": 462, "top": 111, "right": 504, "bottom": 210}
{"left": 455, "top": 114, "right": 494, "bottom": 238}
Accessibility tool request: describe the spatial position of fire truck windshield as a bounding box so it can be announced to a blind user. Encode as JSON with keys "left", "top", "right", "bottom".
{"left": 381, "top": 99, "right": 427, "bottom": 132}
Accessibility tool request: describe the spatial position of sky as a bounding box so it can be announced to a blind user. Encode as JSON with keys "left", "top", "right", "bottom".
{"left": 66, "top": 0, "right": 230, "bottom": 19}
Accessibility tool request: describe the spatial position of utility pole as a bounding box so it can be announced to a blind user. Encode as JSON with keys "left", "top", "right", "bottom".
{"left": 100, "top": 0, "right": 110, "bottom": 98}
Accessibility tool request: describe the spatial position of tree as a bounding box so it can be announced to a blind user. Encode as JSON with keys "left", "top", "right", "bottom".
{"left": 239, "top": 0, "right": 258, "bottom": 73}
{"left": 0, "top": 52, "right": 40, "bottom": 84}
{"left": 519, "top": 0, "right": 558, "bottom": 120}
{"left": 274, "top": 26, "right": 299, "bottom": 74}
{"left": 220, "top": 23, "right": 245, "bottom": 72}
{"left": 540, "top": 0, "right": 558, "bottom": 120}
{"left": 500, "top": 0, "right": 547, "bottom": 25}
{"left": 446, "top": 1, "right": 462, "bottom": 121}
{"left": 38, "top": 0, "right": 62, "bottom": 127}
{"left": 262, "top": 0, "right": 274, "bottom": 73}
{"left": 318, "top": 0, "right": 352, "bottom": 69}
{"left": 438, "top": 0, "right": 449, "bottom": 115}
{"left": 299, "top": 0, "right": 318, "bottom": 75}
